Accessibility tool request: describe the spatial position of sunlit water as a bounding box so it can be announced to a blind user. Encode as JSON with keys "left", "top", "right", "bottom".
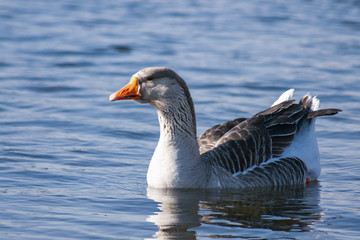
{"left": 1, "top": 0, "right": 359, "bottom": 239}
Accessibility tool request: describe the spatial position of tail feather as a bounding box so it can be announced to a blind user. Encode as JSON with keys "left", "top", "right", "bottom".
{"left": 311, "top": 96, "right": 320, "bottom": 111}
{"left": 308, "top": 109, "right": 342, "bottom": 119}
{"left": 299, "top": 93, "right": 341, "bottom": 119}
{"left": 300, "top": 94, "right": 314, "bottom": 110}
{"left": 272, "top": 89, "right": 294, "bottom": 107}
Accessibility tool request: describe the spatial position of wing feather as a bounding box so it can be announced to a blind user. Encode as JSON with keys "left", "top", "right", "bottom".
{"left": 199, "top": 96, "right": 340, "bottom": 178}
{"left": 198, "top": 118, "right": 246, "bottom": 154}
{"left": 200, "top": 102, "right": 306, "bottom": 175}
{"left": 201, "top": 116, "right": 272, "bottom": 175}
{"left": 235, "top": 157, "right": 307, "bottom": 187}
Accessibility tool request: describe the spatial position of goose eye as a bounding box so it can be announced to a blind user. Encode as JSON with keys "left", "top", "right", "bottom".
{"left": 145, "top": 76, "right": 154, "bottom": 81}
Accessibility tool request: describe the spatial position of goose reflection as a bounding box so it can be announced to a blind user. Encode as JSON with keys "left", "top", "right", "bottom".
{"left": 147, "top": 188, "right": 202, "bottom": 239}
{"left": 147, "top": 182, "right": 321, "bottom": 239}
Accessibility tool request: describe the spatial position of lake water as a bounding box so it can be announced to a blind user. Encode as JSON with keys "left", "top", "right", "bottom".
{"left": 1, "top": 0, "right": 359, "bottom": 239}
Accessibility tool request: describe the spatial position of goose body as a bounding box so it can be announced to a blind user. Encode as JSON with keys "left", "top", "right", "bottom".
{"left": 109, "top": 67, "right": 341, "bottom": 189}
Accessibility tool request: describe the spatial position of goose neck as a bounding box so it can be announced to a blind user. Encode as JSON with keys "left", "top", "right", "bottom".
{"left": 155, "top": 100, "right": 197, "bottom": 140}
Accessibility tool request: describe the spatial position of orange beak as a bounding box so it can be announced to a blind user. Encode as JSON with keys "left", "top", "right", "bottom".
{"left": 108, "top": 76, "right": 140, "bottom": 101}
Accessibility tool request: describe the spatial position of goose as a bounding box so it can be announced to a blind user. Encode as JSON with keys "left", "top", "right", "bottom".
{"left": 109, "top": 67, "right": 341, "bottom": 189}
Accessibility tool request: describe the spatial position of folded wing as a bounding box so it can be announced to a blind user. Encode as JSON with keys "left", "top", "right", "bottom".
{"left": 199, "top": 97, "right": 340, "bottom": 178}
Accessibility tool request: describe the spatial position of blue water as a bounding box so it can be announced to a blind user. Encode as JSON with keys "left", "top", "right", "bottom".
{"left": 1, "top": 0, "right": 360, "bottom": 239}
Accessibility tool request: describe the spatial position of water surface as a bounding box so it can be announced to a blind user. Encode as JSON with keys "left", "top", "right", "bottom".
{"left": 1, "top": 0, "right": 360, "bottom": 239}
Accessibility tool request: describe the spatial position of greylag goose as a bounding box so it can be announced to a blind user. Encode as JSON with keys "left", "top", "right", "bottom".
{"left": 109, "top": 67, "right": 341, "bottom": 189}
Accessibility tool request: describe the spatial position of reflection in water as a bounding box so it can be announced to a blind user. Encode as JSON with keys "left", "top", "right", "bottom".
{"left": 147, "top": 183, "right": 321, "bottom": 239}
{"left": 147, "top": 188, "right": 202, "bottom": 239}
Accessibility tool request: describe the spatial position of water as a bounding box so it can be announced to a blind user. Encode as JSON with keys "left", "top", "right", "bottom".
{"left": 1, "top": 0, "right": 359, "bottom": 239}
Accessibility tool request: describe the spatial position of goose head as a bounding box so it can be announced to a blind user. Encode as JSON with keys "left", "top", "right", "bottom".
{"left": 109, "top": 67, "right": 190, "bottom": 107}
{"left": 109, "top": 67, "right": 197, "bottom": 135}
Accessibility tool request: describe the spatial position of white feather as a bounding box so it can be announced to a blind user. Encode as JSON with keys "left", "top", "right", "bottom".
{"left": 281, "top": 120, "right": 321, "bottom": 181}
{"left": 311, "top": 96, "right": 320, "bottom": 111}
{"left": 271, "top": 89, "right": 295, "bottom": 107}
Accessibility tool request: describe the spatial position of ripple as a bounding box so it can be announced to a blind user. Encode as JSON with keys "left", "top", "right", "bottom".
{"left": 341, "top": 20, "right": 360, "bottom": 31}
{"left": 35, "top": 48, "right": 108, "bottom": 57}
{"left": 109, "top": 44, "right": 133, "bottom": 53}
{"left": 54, "top": 61, "right": 94, "bottom": 68}
{"left": 3, "top": 150, "right": 58, "bottom": 161}
{"left": 25, "top": 85, "right": 82, "bottom": 93}
{"left": 255, "top": 15, "right": 291, "bottom": 24}
{"left": 0, "top": 62, "right": 11, "bottom": 67}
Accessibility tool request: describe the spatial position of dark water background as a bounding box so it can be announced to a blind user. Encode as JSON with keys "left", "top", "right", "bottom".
{"left": 1, "top": 0, "right": 360, "bottom": 239}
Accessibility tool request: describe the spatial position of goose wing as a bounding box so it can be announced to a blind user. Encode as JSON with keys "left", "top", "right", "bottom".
{"left": 256, "top": 100, "right": 303, "bottom": 158}
{"left": 199, "top": 100, "right": 308, "bottom": 176}
{"left": 200, "top": 115, "right": 272, "bottom": 174}
{"left": 197, "top": 118, "right": 246, "bottom": 154}
{"left": 257, "top": 98, "right": 341, "bottom": 157}
{"left": 200, "top": 98, "right": 340, "bottom": 178}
